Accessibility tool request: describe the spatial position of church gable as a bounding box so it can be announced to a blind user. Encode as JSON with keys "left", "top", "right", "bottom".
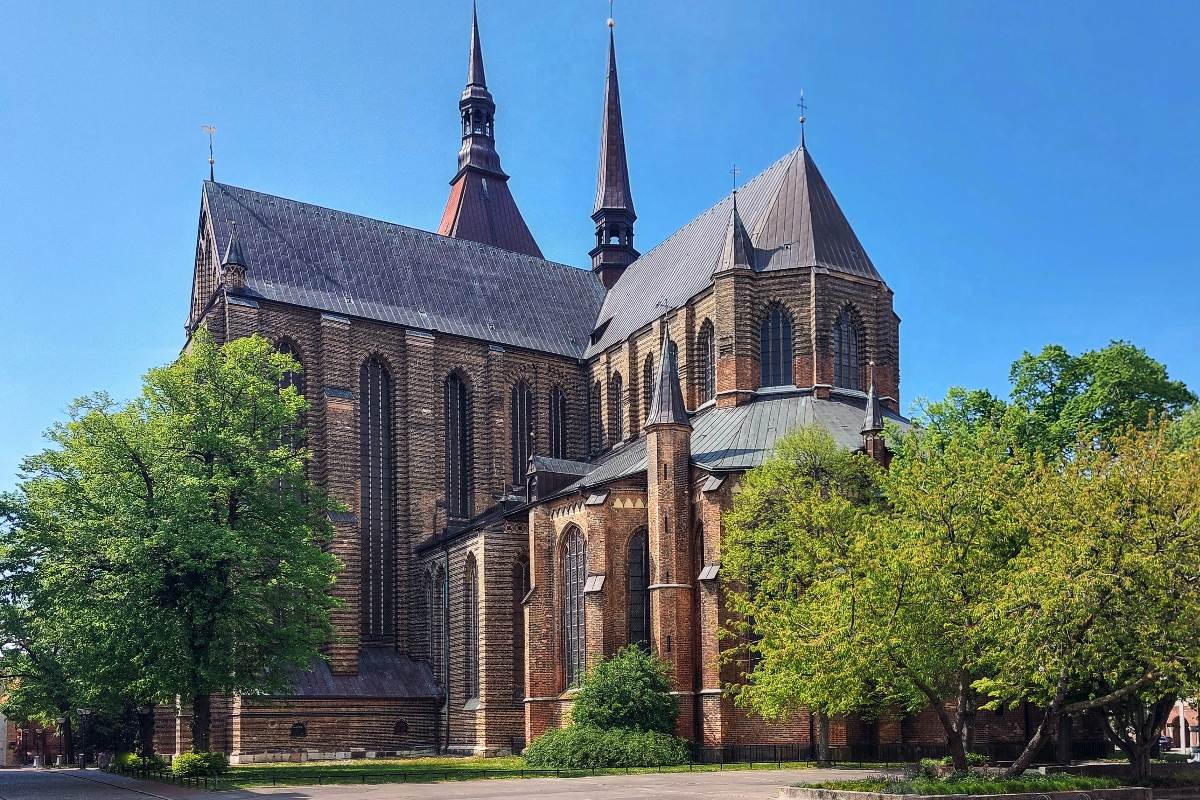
{"left": 187, "top": 198, "right": 220, "bottom": 330}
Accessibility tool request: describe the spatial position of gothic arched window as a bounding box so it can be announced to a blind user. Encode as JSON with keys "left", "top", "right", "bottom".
{"left": 608, "top": 372, "right": 625, "bottom": 443}
{"left": 834, "top": 308, "right": 863, "bottom": 391}
{"left": 510, "top": 380, "right": 534, "bottom": 486}
{"left": 359, "top": 355, "right": 394, "bottom": 639}
{"left": 429, "top": 567, "right": 447, "bottom": 686}
{"left": 562, "top": 527, "right": 587, "bottom": 687}
{"left": 464, "top": 554, "right": 479, "bottom": 699}
{"left": 512, "top": 559, "right": 530, "bottom": 701}
{"left": 759, "top": 305, "right": 794, "bottom": 387}
{"left": 548, "top": 386, "right": 568, "bottom": 460}
{"left": 696, "top": 321, "right": 716, "bottom": 404}
{"left": 589, "top": 380, "right": 602, "bottom": 456}
{"left": 642, "top": 354, "right": 654, "bottom": 427}
{"left": 445, "top": 371, "right": 472, "bottom": 518}
{"left": 627, "top": 530, "right": 650, "bottom": 648}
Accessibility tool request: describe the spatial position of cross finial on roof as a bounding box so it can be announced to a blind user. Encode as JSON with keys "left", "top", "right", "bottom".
{"left": 797, "top": 90, "right": 807, "bottom": 148}
{"left": 607, "top": 0, "right": 615, "bottom": 28}
{"left": 730, "top": 163, "right": 741, "bottom": 194}
{"left": 201, "top": 124, "right": 216, "bottom": 181}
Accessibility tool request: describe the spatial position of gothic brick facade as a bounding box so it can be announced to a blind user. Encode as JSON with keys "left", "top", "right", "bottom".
{"left": 156, "top": 9, "right": 1045, "bottom": 764}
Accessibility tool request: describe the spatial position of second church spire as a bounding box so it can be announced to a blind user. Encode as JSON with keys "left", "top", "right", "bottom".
{"left": 590, "top": 19, "right": 638, "bottom": 289}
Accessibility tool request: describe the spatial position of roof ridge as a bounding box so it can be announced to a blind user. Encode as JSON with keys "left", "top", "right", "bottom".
{"left": 204, "top": 181, "right": 585, "bottom": 276}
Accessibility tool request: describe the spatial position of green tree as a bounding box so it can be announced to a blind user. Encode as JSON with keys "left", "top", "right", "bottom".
{"left": 978, "top": 422, "right": 1200, "bottom": 778}
{"left": 570, "top": 645, "right": 677, "bottom": 734}
{"left": 1008, "top": 341, "right": 1194, "bottom": 454}
{"left": 723, "top": 425, "right": 1023, "bottom": 771}
{"left": 4, "top": 331, "right": 341, "bottom": 752}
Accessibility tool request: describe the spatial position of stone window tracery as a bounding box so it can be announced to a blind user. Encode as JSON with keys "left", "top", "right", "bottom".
{"left": 359, "top": 355, "right": 394, "bottom": 639}
{"left": 562, "top": 527, "right": 587, "bottom": 687}
{"left": 834, "top": 308, "right": 863, "bottom": 391}
{"left": 445, "top": 371, "right": 473, "bottom": 518}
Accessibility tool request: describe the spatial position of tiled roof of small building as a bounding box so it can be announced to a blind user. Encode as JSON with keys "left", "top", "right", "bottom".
{"left": 283, "top": 646, "right": 440, "bottom": 699}
{"left": 203, "top": 181, "right": 604, "bottom": 358}
{"left": 586, "top": 146, "right": 883, "bottom": 357}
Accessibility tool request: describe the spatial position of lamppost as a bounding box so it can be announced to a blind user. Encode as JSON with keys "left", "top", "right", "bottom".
{"left": 77, "top": 708, "right": 92, "bottom": 767}
{"left": 56, "top": 717, "right": 68, "bottom": 766}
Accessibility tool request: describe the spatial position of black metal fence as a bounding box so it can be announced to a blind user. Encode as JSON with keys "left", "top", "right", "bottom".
{"left": 109, "top": 763, "right": 221, "bottom": 790}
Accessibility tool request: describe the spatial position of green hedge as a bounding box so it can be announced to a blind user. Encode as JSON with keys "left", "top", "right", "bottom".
{"left": 522, "top": 725, "right": 690, "bottom": 769}
{"left": 171, "top": 751, "right": 229, "bottom": 778}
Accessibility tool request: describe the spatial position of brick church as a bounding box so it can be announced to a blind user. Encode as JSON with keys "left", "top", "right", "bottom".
{"left": 159, "top": 7, "right": 1038, "bottom": 763}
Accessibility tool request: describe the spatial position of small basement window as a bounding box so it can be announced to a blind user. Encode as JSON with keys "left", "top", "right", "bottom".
{"left": 290, "top": 722, "right": 307, "bottom": 738}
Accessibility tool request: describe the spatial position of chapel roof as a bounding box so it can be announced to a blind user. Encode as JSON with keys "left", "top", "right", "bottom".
{"left": 586, "top": 146, "right": 884, "bottom": 357}
{"left": 202, "top": 181, "right": 604, "bottom": 358}
{"left": 551, "top": 387, "right": 908, "bottom": 496}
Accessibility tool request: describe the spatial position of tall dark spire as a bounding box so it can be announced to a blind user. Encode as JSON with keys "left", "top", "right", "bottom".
{"left": 590, "top": 20, "right": 638, "bottom": 289}
{"left": 467, "top": 0, "right": 487, "bottom": 89}
{"left": 437, "top": 2, "right": 543, "bottom": 258}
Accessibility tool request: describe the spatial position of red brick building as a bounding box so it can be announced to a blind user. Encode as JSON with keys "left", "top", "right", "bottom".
{"left": 160, "top": 7, "right": 1046, "bottom": 763}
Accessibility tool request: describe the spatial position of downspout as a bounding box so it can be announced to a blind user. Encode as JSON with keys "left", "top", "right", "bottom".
{"left": 443, "top": 542, "right": 451, "bottom": 755}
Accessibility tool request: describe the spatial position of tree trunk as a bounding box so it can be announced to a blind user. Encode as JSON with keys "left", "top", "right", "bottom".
{"left": 61, "top": 715, "right": 74, "bottom": 763}
{"left": 1055, "top": 713, "right": 1073, "bottom": 764}
{"left": 191, "top": 693, "right": 211, "bottom": 753}
{"left": 815, "top": 712, "right": 831, "bottom": 763}
{"left": 140, "top": 704, "right": 156, "bottom": 759}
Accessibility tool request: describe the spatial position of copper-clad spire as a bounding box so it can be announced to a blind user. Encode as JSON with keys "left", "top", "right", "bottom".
{"left": 644, "top": 322, "right": 690, "bottom": 430}
{"left": 438, "top": 2, "right": 543, "bottom": 258}
{"left": 593, "top": 28, "right": 634, "bottom": 216}
{"left": 590, "top": 18, "right": 638, "bottom": 288}
{"left": 466, "top": 0, "right": 487, "bottom": 88}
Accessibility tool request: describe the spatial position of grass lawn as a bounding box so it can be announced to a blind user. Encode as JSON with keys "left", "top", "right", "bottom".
{"left": 221, "top": 755, "right": 866, "bottom": 788}
{"left": 800, "top": 773, "right": 1123, "bottom": 795}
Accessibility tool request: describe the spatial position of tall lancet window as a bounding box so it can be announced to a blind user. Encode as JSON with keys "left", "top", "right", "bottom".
{"left": 510, "top": 380, "right": 534, "bottom": 486}
{"left": 275, "top": 340, "right": 306, "bottom": 473}
{"left": 359, "top": 355, "right": 394, "bottom": 639}
{"left": 759, "top": 304, "right": 794, "bottom": 387}
{"left": 696, "top": 321, "right": 716, "bottom": 404}
{"left": 608, "top": 372, "right": 625, "bottom": 443}
{"left": 562, "top": 527, "right": 587, "bottom": 687}
{"left": 834, "top": 308, "right": 863, "bottom": 391}
{"left": 627, "top": 529, "right": 651, "bottom": 648}
{"left": 464, "top": 554, "right": 480, "bottom": 699}
{"left": 642, "top": 355, "right": 654, "bottom": 426}
{"left": 588, "top": 380, "right": 602, "bottom": 456}
{"left": 548, "top": 386, "right": 568, "bottom": 460}
{"left": 445, "top": 371, "right": 473, "bottom": 518}
{"left": 429, "top": 567, "right": 447, "bottom": 687}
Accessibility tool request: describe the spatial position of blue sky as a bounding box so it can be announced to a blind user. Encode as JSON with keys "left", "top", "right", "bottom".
{"left": 1, "top": 1, "right": 1197, "bottom": 490}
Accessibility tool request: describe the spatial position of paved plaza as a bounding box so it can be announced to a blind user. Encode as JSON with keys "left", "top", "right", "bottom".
{"left": 0, "top": 766, "right": 886, "bottom": 800}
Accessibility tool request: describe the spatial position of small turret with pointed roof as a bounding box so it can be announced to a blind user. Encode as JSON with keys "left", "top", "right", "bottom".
{"left": 590, "top": 18, "right": 638, "bottom": 289}
{"left": 861, "top": 362, "right": 884, "bottom": 436}
{"left": 221, "top": 227, "right": 247, "bottom": 289}
{"left": 645, "top": 323, "right": 690, "bottom": 430}
{"left": 714, "top": 191, "right": 754, "bottom": 274}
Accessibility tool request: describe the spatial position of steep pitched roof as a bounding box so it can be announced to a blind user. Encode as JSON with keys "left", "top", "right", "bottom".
{"left": 586, "top": 146, "right": 883, "bottom": 356}
{"left": 203, "top": 181, "right": 603, "bottom": 358}
{"left": 437, "top": 171, "right": 544, "bottom": 259}
{"left": 593, "top": 29, "right": 635, "bottom": 217}
{"left": 644, "top": 324, "right": 690, "bottom": 428}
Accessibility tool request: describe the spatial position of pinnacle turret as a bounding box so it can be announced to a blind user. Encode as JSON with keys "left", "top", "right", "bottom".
{"left": 590, "top": 22, "right": 638, "bottom": 289}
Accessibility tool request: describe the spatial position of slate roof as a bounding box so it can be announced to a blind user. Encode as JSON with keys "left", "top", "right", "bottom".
{"left": 283, "top": 647, "right": 440, "bottom": 699}
{"left": 554, "top": 388, "right": 908, "bottom": 494}
{"left": 203, "top": 181, "right": 603, "bottom": 358}
{"left": 586, "top": 146, "right": 883, "bottom": 357}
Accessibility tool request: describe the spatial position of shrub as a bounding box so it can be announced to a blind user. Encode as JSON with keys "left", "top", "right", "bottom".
{"left": 802, "top": 774, "right": 1122, "bottom": 795}
{"left": 171, "top": 751, "right": 229, "bottom": 778}
{"left": 523, "top": 725, "right": 690, "bottom": 769}
{"left": 112, "top": 752, "right": 168, "bottom": 771}
{"left": 570, "top": 645, "right": 677, "bottom": 734}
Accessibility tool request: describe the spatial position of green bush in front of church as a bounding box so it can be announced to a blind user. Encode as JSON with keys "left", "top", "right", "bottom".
{"left": 523, "top": 646, "right": 690, "bottom": 768}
